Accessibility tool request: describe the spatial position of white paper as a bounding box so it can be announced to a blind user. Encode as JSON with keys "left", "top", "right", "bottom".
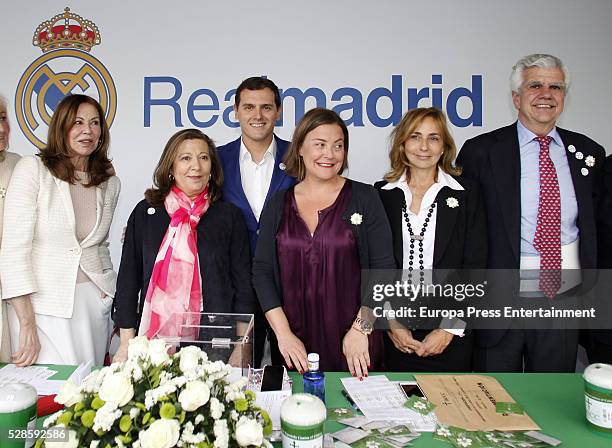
{"left": 341, "top": 376, "right": 437, "bottom": 432}
{"left": 0, "top": 364, "right": 57, "bottom": 388}
{"left": 255, "top": 389, "right": 292, "bottom": 430}
{"left": 0, "top": 362, "right": 92, "bottom": 395}
{"left": 329, "top": 427, "right": 370, "bottom": 444}
{"left": 524, "top": 431, "right": 562, "bottom": 447}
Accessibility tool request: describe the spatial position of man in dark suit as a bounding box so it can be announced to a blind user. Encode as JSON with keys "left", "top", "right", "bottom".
{"left": 218, "top": 77, "right": 295, "bottom": 366}
{"left": 457, "top": 54, "right": 605, "bottom": 372}
{"left": 591, "top": 154, "right": 612, "bottom": 364}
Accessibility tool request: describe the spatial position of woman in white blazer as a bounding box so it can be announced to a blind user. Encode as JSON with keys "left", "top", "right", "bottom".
{"left": 0, "top": 94, "right": 21, "bottom": 362}
{"left": 0, "top": 94, "right": 120, "bottom": 366}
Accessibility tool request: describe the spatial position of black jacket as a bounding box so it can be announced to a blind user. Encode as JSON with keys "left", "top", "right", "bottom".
{"left": 375, "top": 175, "right": 487, "bottom": 270}
{"left": 112, "top": 199, "right": 257, "bottom": 330}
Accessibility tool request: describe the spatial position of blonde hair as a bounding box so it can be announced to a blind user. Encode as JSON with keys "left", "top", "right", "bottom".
{"left": 384, "top": 107, "right": 460, "bottom": 183}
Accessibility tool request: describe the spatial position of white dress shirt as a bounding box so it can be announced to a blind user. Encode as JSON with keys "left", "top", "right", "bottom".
{"left": 382, "top": 168, "right": 465, "bottom": 336}
{"left": 239, "top": 138, "right": 277, "bottom": 221}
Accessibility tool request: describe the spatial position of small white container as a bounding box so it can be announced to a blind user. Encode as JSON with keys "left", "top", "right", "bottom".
{"left": 280, "top": 393, "right": 326, "bottom": 448}
{"left": 583, "top": 363, "right": 612, "bottom": 438}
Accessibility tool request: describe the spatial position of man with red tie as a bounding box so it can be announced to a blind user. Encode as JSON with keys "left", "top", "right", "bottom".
{"left": 457, "top": 54, "right": 605, "bottom": 372}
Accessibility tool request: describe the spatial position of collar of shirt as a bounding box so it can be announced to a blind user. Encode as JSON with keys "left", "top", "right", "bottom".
{"left": 382, "top": 167, "right": 464, "bottom": 214}
{"left": 517, "top": 119, "right": 562, "bottom": 149}
{"left": 239, "top": 137, "right": 277, "bottom": 165}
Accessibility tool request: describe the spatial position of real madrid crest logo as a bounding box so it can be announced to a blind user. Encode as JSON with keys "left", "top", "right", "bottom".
{"left": 15, "top": 7, "right": 117, "bottom": 149}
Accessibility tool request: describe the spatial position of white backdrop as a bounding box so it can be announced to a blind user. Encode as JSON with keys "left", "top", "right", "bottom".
{"left": 2, "top": 0, "right": 611, "bottom": 265}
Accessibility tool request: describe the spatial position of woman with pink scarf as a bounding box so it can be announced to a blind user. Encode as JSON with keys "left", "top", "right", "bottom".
{"left": 112, "top": 129, "right": 256, "bottom": 362}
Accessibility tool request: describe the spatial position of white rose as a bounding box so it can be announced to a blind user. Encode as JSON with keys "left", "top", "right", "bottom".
{"left": 139, "top": 419, "right": 180, "bottom": 448}
{"left": 178, "top": 381, "right": 210, "bottom": 412}
{"left": 210, "top": 397, "right": 225, "bottom": 419}
{"left": 179, "top": 345, "right": 201, "bottom": 373}
{"left": 213, "top": 419, "right": 229, "bottom": 448}
{"left": 235, "top": 417, "right": 264, "bottom": 447}
{"left": 45, "top": 428, "right": 79, "bottom": 448}
{"left": 148, "top": 339, "right": 170, "bottom": 366}
{"left": 55, "top": 380, "right": 83, "bottom": 407}
{"left": 128, "top": 336, "right": 150, "bottom": 360}
{"left": 99, "top": 372, "right": 134, "bottom": 407}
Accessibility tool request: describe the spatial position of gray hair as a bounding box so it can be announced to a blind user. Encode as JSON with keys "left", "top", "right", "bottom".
{"left": 510, "top": 54, "right": 570, "bottom": 93}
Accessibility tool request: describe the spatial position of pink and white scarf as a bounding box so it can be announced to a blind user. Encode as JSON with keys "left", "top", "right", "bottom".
{"left": 139, "top": 185, "right": 210, "bottom": 342}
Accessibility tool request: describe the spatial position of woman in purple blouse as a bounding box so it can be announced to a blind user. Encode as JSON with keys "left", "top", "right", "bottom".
{"left": 253, "top": 108, "right": 395, "bottom": 377}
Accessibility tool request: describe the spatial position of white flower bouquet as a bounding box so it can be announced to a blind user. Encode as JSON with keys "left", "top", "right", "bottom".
{"left": 38, "top": 337, "right": 272, "bottom": 448}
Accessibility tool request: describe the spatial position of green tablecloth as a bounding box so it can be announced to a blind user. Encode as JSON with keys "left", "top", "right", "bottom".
{"left": 290, "top": 372, "right": 609, "bottom": 447}
{"left": 32, "top": 366, "right": 611, "bottom": 447}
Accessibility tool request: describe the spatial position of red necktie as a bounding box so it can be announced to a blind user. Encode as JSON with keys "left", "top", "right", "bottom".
{"left": 532, "top": 136, "right": 561, "bottom": 298}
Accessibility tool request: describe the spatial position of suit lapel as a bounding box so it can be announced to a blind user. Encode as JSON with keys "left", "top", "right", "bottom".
{"left": 489, "top": 124, "right": 521, "bottom": 263}
{"left": 557, "top": 128, "right": 591, "bottom": 232}
{"left": 378, "top": 187, "right": 404, "bottom": 267}
{"left": 433, "top": 187, "right": 461, "bottom": 266}
{"left": 53, "top": 177, "right": 76, "bottom": 232}
{"left": 264, "top": 135, "right": 290, "bottom": 203}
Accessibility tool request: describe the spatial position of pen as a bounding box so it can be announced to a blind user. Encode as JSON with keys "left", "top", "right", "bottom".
{"left": 341, "top": 389, "right": 359, "bottom": 411}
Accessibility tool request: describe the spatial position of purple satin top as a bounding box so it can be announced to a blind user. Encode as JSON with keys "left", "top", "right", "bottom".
{"left": 277, "top": 182, "right": 383, "bottom": 371}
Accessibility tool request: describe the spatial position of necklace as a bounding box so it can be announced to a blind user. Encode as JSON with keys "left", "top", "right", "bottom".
{"left": 402, "top": 200, "right": 436, "bottom": 282}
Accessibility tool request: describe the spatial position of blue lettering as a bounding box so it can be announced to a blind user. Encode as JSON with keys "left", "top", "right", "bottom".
{"left": 331, "top": 87, "right": 364, "bottom": 126}
{"left": 143, "top": 74, "right": 484, "bottom": 129}
{"left": 407, "top": 87, "right": 430, "bottom": 109}
{"left": 281, "top": 87, "right": 326, "bottom": 124}
{"left": 187, "top": 89, "right": 219, "bottom": 127}
{"left": 144, "top": 76, "right": 183, "bottom": 127}
{"left": 365, "top": 75, "right": 402, "bottom": 127}
{"left": 222, "top": 88, "right": 239, "bottom": 128}
{"left": 446, "top": 75, "right": 482, "bottom": 127}
{"left": 432, "top": 74, "right": 443, "bottom": 110}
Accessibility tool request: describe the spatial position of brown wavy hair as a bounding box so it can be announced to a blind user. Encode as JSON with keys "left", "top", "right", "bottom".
{"left": 384, "top": 107, "right": 461, "bottom": 183}
{"left": 284, "top": 108, "right": 349, "bottom": 181}
{"left": 145, "top": 129, "right": 223, "bottom": 207}
{"left": 39, "top": 94, "right": 114, "bottom": 186}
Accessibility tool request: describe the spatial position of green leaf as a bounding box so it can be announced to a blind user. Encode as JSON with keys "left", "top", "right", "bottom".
{"left": 119, "top": 414, "right": 133, "bottom": 432}
{"left": 259, "top": 409, "right": 273, "bottom": 436}
{"left": 74, "top": 402, "right": 85, "bottom": 413}
{"left": 234, "top": 398, "right": 248, "bottom": 412}
{"left": 91, "top": 396, "right": 105, "bottom": 410}
{"left": 57, "top": 411, "right": 73, "bottom": 426}
{"left": 142, "top": 412, "right": 151, "bottom": 425}
{"left": 80, "top": 410, "right": 96, "bottom": 428}
{"left": 118, "top": 434, "right": 132, "bottom": 444}
{"left": 159, "top": 403, "right": 176, "bottom": 419}
{"left": 179, "top": 410, "right": 186, "bottom": 424}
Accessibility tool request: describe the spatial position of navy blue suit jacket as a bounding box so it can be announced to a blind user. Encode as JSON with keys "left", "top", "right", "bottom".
{"left": 218, "top": 135, "right": 296, "bottom": 253}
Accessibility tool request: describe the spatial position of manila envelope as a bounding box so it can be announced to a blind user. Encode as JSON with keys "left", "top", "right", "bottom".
{"left": 414, "top": 375, "right": 540, "bottom": 432}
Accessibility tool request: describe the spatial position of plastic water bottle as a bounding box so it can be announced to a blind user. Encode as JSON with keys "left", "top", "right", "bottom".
{"left": 303, "top": 353, "right": 325, "bottom": 403}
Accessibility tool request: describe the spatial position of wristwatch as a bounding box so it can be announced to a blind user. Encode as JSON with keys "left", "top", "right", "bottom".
{"left": 352, "top": 317, "right": 373, "bottom": 336}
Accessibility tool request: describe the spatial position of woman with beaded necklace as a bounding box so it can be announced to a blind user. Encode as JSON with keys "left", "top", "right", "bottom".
{"left": 0, "top": 94, "right": 21, "bottom": 362}
{"left": 375, "top": 107, "right": 487, "bottom": 372}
